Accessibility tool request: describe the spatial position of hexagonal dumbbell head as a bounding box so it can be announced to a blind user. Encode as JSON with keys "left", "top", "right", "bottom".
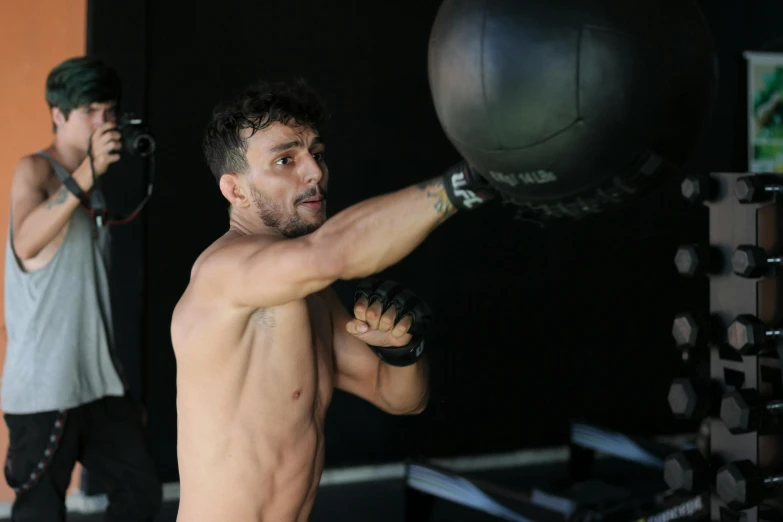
{"left": 664, "top": 449, "right": 710, "bottom": 494}
{"left": 727, "top": 315, "right": 767, "bottom": 354}
{"left": 672, "top": 313, "right": 705, "bottom": 351}
{"left": 681, "top": 175, "right": 714, "bottom": 204}
{"left": 732, "top": 245, "right": 772, "bottom": 278}
{"left": 735, "top": 176, "right": 767, "bottom": 204}
{"left": 668, "top": 378, "right": 707, "bottom": 419}
{"left": 721, "top": 389, "right": 763, "bottom": 434}
{"left": 716, "top": 460, "right": 766, "bottom": 510}
{"left": 675, "top": 245, "right": 711, "bottom": 277}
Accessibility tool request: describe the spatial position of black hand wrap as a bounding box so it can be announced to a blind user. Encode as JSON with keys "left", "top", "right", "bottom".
{"left": 442, "top": 161, "right": 497, "bottom": 211}
{"left": 354, "top": 278, "right": 432, "bottom": 367}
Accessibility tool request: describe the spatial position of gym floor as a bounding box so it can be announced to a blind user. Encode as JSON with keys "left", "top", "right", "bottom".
{"left": 0, "top": 457, "right": 666, "bottom": 522}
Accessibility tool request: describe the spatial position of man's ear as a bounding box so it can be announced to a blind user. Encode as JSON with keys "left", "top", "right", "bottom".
{"left": 51, "top": 107, "right": 67, "bottom": 131}
{"left": 218, "top": 173, "right": 250, "bottom": 209}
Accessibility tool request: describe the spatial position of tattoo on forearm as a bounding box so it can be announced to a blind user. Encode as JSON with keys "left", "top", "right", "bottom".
{"left": 417, "top": 177, "right": 456, "bottom": 220}
{"left": 45, "top": 187, "right": 69, "bottom": 209}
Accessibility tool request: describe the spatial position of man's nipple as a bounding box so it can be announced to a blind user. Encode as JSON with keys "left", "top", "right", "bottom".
{"left": 292, "top": 389, "right": 302, "bottom": 400}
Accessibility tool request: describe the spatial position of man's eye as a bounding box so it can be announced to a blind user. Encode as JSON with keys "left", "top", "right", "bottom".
{"left": 312, "top": 152, "right": 324, "bottom": 161}
{"left": 276, "top": 157, "right": 291, "bottom": 166}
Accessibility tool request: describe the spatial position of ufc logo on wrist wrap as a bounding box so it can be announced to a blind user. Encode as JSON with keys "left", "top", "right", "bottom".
{"left": 450, "top": 172, "right": 485, "bottom": 209}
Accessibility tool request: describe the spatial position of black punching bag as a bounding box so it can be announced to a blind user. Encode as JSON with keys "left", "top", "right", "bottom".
{"left": 428, "top": 0, "right": 718, "bottom": 220}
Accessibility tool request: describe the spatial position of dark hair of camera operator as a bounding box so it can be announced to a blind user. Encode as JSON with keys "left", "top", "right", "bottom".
{"left": 2, "top": 56, "right": 161, "bottom": 521}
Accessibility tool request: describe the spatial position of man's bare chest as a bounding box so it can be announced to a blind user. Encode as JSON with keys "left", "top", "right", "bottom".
{"left": 247, "top": 296, "right": 335, "bottom": 407}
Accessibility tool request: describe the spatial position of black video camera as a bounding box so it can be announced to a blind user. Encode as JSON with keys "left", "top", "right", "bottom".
{"left": 118, "top": 113, "right": 156, "bottom": 158}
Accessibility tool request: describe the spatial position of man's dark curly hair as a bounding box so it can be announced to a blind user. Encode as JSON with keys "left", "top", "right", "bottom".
{"left": 203, "top": 79, "right": 326, "bottom": 183}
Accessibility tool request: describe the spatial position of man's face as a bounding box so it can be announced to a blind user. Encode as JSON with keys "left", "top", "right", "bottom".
{"left": 54, "top": 101, "right": 117, "bottom": 152}
{"left": 241, "top": 121, "right": 328, "bottom": 238}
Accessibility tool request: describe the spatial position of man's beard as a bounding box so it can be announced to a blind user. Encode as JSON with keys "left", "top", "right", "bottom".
{"left": 251, "top": 185, "right": 326, "bottom": 238}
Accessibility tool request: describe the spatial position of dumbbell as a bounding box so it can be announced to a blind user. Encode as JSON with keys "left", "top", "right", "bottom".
{"left": 735, "top": 175, "right": 783, "bottom": 204}
{"left": 681, "top": 174, "right": 716, "bottom": 204}
{"left": 674, "top": 244, "right": 721, "bottom": 277}
{"left": 664, "top": 449, "right": 711, "bottom": 495}
{"left": 720, "top": 388, "right": 783, "bottom": 434}
{"left": 668, "top": 377, "right": 718, "bottom": 420}
{"left": 731, "top": 245, "right": 783, "bottom": 278}
{"left": 672, "top": 312, "right": 711, "bottom": 354}
{"left": 716, "top": 460, "right": 783, "bottom": 510}
{"left": 727, "top": 315, "right": 782, "bottom": 355}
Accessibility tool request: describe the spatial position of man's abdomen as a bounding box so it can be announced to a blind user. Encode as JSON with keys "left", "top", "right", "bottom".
{"left": 177, "top": 413, "right": 324, "bottom": 522}
{"left": 173, "top": 296, "right": 334, "bottom": 521}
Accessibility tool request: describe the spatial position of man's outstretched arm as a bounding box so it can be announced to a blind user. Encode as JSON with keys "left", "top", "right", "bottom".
{"left": 210, "top": 163, "right": 495, "bottom": 310}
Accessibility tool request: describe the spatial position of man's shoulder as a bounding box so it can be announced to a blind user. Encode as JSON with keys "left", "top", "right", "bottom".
{"left": 185, "top": 233, "right": 282, "bottom": 302}
{"left": 195, "top": 233, "right": 277, "bottom": 275}
{"left": 13, "top": 153, "right": 52, "bottom": 182}
{"left": 18, "top": 152, "right": 50, "bottom": 167}
{"left": 173, "top": 234, "right": 284, "bottom": 330}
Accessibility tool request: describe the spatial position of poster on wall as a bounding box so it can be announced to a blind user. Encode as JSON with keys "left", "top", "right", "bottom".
{"left": 745, "top": 51, "right": 783, "bottom": 172}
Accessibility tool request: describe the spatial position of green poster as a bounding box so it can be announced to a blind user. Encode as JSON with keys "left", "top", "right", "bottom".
{"left": 746, "top": 52, "right": 783, "bottom": 173}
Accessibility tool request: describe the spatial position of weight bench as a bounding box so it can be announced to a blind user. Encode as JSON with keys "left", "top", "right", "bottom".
{"left": 402, "top": 423, "right": 708, "bottom": 522}
{"left": 566, "top": 422, "right": 695, "bottom": 480}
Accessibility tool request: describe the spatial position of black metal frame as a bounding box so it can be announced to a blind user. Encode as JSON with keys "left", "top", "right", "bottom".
{"left": 669, "top": 171, "right": 783, "bottom": 522}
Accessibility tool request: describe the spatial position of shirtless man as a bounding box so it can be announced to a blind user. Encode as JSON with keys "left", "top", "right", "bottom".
{"left": 170, "top": 79, "right": 497, "bottom": 521}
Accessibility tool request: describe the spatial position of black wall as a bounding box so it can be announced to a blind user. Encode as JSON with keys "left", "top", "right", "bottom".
{"left": 83, "top": 0, "right": 150, "bottom": 495}
{"left": 86, "top": 0, "right": 783, "bottom": 483}
{"left": 87, "top": 0, "right": 150, "bottom": 407}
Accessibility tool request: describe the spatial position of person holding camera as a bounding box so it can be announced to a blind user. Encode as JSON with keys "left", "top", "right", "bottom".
{"left": 2, "top": 56, "right": 161, "bottom": 521}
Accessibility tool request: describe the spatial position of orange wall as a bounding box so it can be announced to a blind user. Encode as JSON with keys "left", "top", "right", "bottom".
{"left": 0, "top": 0, "right": 87, "bottom": 502}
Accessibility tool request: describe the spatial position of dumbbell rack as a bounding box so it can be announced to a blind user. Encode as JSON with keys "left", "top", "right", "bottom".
{"left": 669, "top": 173, "right": 783, "bottom": 522}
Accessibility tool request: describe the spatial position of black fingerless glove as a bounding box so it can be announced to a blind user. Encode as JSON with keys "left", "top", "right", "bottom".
{"left": 354, "top": 278, "right": 432, "bottom": 367}
{"left": 442, "top": 161, "right": 497, "bottom": 211}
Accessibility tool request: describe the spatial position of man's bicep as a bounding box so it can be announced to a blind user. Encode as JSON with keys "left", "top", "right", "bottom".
{"left": 212, "top": 237, "right": 340, "bottom": 309}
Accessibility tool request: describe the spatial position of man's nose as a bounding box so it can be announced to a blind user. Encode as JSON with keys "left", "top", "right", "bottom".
{"left": 302, "top": 155, "right": 325, "bottom": 185}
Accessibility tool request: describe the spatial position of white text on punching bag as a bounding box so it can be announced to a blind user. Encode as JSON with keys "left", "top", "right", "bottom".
{"left": 489, "top": 170, "right": 557, "bottom": 187}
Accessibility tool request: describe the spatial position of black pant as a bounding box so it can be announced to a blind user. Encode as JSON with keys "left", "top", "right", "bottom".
{"left": 3, "top": 396, "right": 162, "bottom": 521}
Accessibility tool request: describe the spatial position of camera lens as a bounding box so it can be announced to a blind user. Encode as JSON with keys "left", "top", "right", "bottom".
{"left": 119, "top": 113, "right": 156, "bottom": 158}
{"left": 130, "top": 132, "right": 156, "bottom": 158}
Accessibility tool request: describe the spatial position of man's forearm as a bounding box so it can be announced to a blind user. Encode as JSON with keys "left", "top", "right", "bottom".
{"left": 14, "top": 162, "right": 94, "bottom": 260}
{"left": 376, "top": 356, "right": 429, "bottom": 415}
{"left": 312, "top": 177, "right": 457, "bottom": 281}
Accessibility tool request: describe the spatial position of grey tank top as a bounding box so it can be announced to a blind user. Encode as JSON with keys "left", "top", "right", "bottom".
{"left": 2, "top": 151, "right": 126, "bottom": 414}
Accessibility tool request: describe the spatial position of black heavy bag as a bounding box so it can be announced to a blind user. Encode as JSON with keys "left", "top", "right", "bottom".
{"left": 428, "top": 0, "right": 718, "bottom": 220}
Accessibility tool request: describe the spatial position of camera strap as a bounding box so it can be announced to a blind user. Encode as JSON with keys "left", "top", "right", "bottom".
{"left": 105, "top": 191, "right": 152, "bottom": 225}
{"left": 50, "top": 146, "right": 109, "bottom": 234}
{"left": 54, "top": 135, "right": 154, "bottom": 230}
